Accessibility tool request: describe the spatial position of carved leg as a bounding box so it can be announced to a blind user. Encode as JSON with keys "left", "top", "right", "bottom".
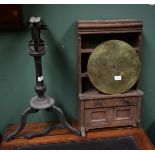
{"left": 5, "top": 107, "right": 38, "bottom": 142}
{"left": 24, "top": 123, "right": 63, "bottom": 139}
{"left": 51, "top": 105, "right": 81, "bottom": 136}
{"left": 80, "top": 126, "right": 86, "bottom": 137}
{"left": 25, "top": 105, "right": 82, "bottom": 139}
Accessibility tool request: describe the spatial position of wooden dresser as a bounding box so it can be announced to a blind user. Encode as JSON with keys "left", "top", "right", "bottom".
{"left": 77, "top": 20, "right": 143, "bottom": 134}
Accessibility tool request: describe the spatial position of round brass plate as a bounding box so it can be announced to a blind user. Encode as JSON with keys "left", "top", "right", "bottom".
{"left": 87, "top": 40, "right": 141, "bottom": 94}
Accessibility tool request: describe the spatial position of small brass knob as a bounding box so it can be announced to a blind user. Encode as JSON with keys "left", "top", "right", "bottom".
{"left": 12, "top": 10, "right": 18, "bottom": 16}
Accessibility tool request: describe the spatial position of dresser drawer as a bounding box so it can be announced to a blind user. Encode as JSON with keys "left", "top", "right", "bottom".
{"left": 113, "top": 106, "right": 136, "bottom": 123}
{"left": 85, "top": 97, "right": 137, "bottom": 109}
{"left": 84, "top": 106, "right": 137, "bottom": 130}
{"left": 85, "top": 108, "right": 113, "bottom": 129}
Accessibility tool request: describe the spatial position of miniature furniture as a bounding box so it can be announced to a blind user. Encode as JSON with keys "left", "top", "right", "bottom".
{"left": 77, "top": 20, "right": 143, "bottom": 134}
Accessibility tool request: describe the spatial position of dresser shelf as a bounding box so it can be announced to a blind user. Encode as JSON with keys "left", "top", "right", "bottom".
{"left": 77, "top": 19, "right": 143, "bottom": 133}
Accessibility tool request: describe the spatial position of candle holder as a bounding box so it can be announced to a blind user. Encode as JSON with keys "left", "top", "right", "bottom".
{"left": 5, "top": 17, "right": 81, "bottom": 142}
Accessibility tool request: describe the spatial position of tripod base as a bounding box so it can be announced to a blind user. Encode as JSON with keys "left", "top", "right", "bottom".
{"left": 5, "top": 98, "right": 82, "bottom": 142}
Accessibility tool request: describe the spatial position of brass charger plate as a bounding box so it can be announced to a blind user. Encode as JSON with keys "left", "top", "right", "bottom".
{"left": 87, "top": 40, "right": 141, "bottom": 94}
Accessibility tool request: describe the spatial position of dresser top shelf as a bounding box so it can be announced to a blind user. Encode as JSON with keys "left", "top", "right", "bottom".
{"left": 77, "top": 19, "right": 143, "bottom": 34}
{"left": 79, "top": 89, "right": 144, "bottom": 100}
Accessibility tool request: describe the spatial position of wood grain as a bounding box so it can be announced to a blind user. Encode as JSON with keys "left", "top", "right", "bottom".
{"left": 0, "top": 122, "right": 154, "bottom": 150}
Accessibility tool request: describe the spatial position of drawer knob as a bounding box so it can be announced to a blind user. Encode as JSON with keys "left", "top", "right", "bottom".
{"left": 124, "top": 99, "right": 130, "bottom": 105}
{"left": 12, "top": 10, "right": 18, "bottom": 16}
{"left": 95, "top": 101, "right": 102, "bottom": 107}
